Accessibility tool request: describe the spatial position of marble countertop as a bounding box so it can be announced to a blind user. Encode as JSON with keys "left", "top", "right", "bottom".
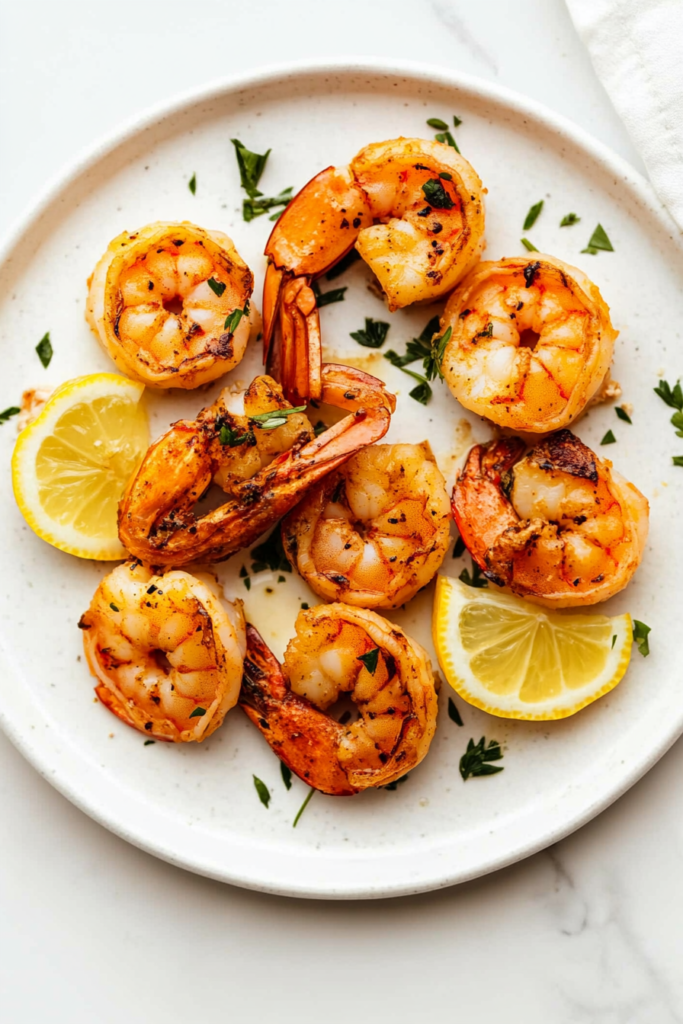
{"left": 1, "top": 1, "right": 681, "bottom": 1021}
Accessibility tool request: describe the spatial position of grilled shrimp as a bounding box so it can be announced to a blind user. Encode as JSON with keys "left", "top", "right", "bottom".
{"left": 440, "top": 254, "right": 617, "bottom": 432}
{"left": 263, "top": 137, "right": 485, "bottom": 403}
{"left": 86, "top": 221, "right": 254, "bottom": 389}
{"left": 453, "top": 430, "right": 649, "bottom": 608}
{"left": 79, "top": 561, "right": 246, "bottom": 741}
{"left": 118, "top": 367, "right": 395, "bottom": 567}
{"left": 240, "top": 605, "right": 438, "bottom": 795}
{"left": 282, "top": 442, "right": 451, "bottom": 609}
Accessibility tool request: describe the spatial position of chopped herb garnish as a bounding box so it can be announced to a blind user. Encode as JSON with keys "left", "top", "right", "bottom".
{"left": 560, "top": 212, "right": 580, "bottom": 227}
{"left": 435, "top": 131, "right": 460, "bottom": 153}
{"left": 239, "top": 565, "right": 248, "bottom": 578}
{"left": 350, "top": 317, "right": 390, "bottom": 349}
{"left": 448, "top": 697, "right": 464, "bottom": 726}
{"left": 460, "top": 737, "right": 504, "bottom": 780}
{"left": 654, "top": 378, "right": 683, "bottom": 411}
{"left": 581, "top": 223, "right": 614, "bottom": 254}
{"left": 244, "top": 188, "right": 294, "bottom": 222}
{"left": 300, "top": 602, "right": 309, "bottom": 610}
{"left": 277, "top": 575, "right": 285, "bottom": 583}
{"left": 459, "top": 561, "right": 488, "bottom": 588}
{"left": 358, "top": 647, "right": 380, "bottom": 674}
{"left": 189, "top": 707, "right": 207, "bottom": 718}
{"left": 453, "top": 115, "right": 463, "bottom": 127}
{"left": 632, "top": 620, "right": 651, "bottom": 657}
{"left": 253, "top": 775, "right": 271, "bottom": 808}
{"left": 144, "top": 739, "right": 155, "bottom": 746}
{"left": 600, "top": 430, "right": 616, "bottom": 445}
{"left": 207, "top": 277, "right": 226, "bottom": 297}
{"left": 521, "top": 237, "right": 539, "bottom": 252}
{"left": 383, "top": 774, "right": 409, "bottom": 791}
{"left": 673, "top": 455, "right": 683, "bottom": 467}
{"left": 326, "top": 248, "right": 362, "bottom": 280}
{"left": 671, "top": 412, "right": 683, "bottom": 437}
{"left": 36, "top": 332, "right": 53, "bottom": 368}
{"left": 615, "top": 406, "right": 632, "bottom": 424}
{"left": 292, "top": 788, "right": 314, "bottom": 827}
{"left": 219, "top": 423, "right": 253, "bottom": 447}
{"left": 312, "top": 280, "right": 346, "bottom": 307}
{"left": 109, "top": 602, "right": 119, "bottom": 613}
{"left": 382, "top": 316, "right": 449, "bottom": 398}
{"left": 231, "top": 138, "right": 270, "bottom": 196}
{"left": 250, "top": 529, "right": 290, "bottom": 574}
{"left": 427, "top": 117, "right": 449, "bottom": 130}
{"left": 523, "top": 200, "right": 544, "bottom": 230}
{"left": 188, "top": 173, "right": 197, "bottom": 195}
{"left": 280, "top": 761, "right": 292, "bottom": 790}
{"left": 475, "top": 323, "right": 493, "bottom": 339}
{"left": 611, "top": 634, "right": 617, "bottom": 649}
{"left": 407, "top": 377, "right": 432, "bottom": 405}
{"left": 250, "top": 404, "right": 307, "bottom": 431}
{"left": 244, "top": 577, "right": 251, "bottom": 590}
{"left": 453, "top": 534, "right": 466, "bottom": 558}
{"left": 439, "top": 171, "right": 453, "bottom": 181}
{"left": 224, "top": 300, "right": 250, "bottom": 335}
{"left": 422, "top": 178, "right": 454, "bottom": 209}
{"left": 0, "top": 406, "right": 20, "bottom": 425}
{"left": 313, "top": 420, "right": 327, "bottom": 437}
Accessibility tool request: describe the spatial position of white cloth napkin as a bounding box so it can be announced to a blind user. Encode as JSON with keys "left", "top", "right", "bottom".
{"left": 566, "top": 0, "right": 683, "bottom": 231}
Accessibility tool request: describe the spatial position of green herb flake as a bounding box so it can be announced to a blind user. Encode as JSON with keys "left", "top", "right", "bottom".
{"left": 453, "top": 115, "right": 463, "bottom": 127}
{"left": 560, "top": 212, "right": 580, "bottom": 227}
{"left": 654, "top": 378, "right": 683, "bottom": 411}
{"left": 188, "top": 173, "right": 197, "bottom": 195}
{"left": 244, "top": 188, "right": 294, "bottom": 222}
{"left": 358, "top": 647, "right": 380, "bottom": 674}
{"left": 239, "top": 565, "right": 248, "bottom": 578}
{"left": 249, "top": 404, "right": 307, "bottom": 431}
{"left": 280, "top": 762, "right": 292, "bottom": 790}
{"left": 435, "top": 131, "right": 460, "bottom": 153}
{"left": 448, "top": 697, "right": 464, "bottom": 726}
{"left": 292, "top": 788, "right": 314, "bottom": 827}
{"left": 253, "top": 775, "right": 271, "bottom": 808}
{"left": 109, "top": 602, "right": 119, "bottom": 613}
{"left": 243, "top": 577, "right": 251, "bottom": 591}
{"left": 582, "top": 223, "right": 614, "bottom": 254}
{"left": 231, "top": 138, "right": 270, "bottom": 197}
{"left": 383, "top": 774, "right": 409, "bottom": 791}
{"left": 0, "top": 406, "right": 21, "bottom": 425}
{"left": 673, "top": 455, "right": 683, "bottom": 467}
{"left": 611, "top": 634, "right": 617, "bottom": 649}
{"left": 144, "top": 739, "right": 155, "bottom": 746}
{"left": 615, "top": 406, "right": 632, "bottom": 424}
{"left": 422, "top": 178, "right": 455, "bottom": 209}
{"left": 350, "top": 317, "right": 390, "bottom": 349}
{"left": 409, "top": 377, "right": 432, "bottom": 405}
{"left": 219, "top": 423, "right": 253, "bottom": 448}
{"left": 632, "top": 620, "right": 651, "bottom": 657}
{"left": 460, "top": 736, "right": 504, "bottom": 780}
{"left": 600, "top": 430, "right": 617, "bottom": 445}
{"left": 277, "top": 575, "right": 286, "bottom": 583}
{"left": 207, "top": 277, "right": 226, "bottom": 297}
{"left": 36, "top": 332, "right": 53, "bottom": 368}
{"left": 250, "top": 529, "right": 290, "bottom": 574}
{"left": 189, "top": 707, "right": 207, "bottom": 719}
{"left": 521, "top": 238, "right": 539, "bottom": 252}
{"left": 312, "top": 280, "right": 346, "bottom": 307}
{"left": 224, "top": 300, "right": 250, "bottom": 336}
{"left": 313, "top": 420, "right": 327, "bottom": 437}
{"left": 427, "top": 117, "right": 449, "bottom": 130}
{"left": 523, "top": 200, "right": 544, "bottom": 230}
{"left": 670, "top": 411, "right": 683, "bottom": 437}
{"left": 300, "top": 602, "right": 309, "bottom": 610}
{"left": 453, "top": 535, "right": 466, "bottom": 558}
{"left": 459, "top": 561, "right": 488, "bottom": 588}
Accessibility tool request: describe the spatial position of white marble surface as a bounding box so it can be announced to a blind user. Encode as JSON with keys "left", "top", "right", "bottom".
{"left": 1, "top": 1, "right": 682, "bottom": 1021}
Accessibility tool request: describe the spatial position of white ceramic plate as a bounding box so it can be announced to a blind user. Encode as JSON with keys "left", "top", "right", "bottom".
{"left": 0, "top": 59, "right": 680, "bottom": 899}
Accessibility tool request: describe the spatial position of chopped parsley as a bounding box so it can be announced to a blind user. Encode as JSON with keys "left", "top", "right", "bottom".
{"left": 280, "top": 761, "right": 293, "bottom": 790}
{"left": 654, "top": 378, "right": 683, "bottom": 411}
{"left": 249, "top": 405, "right": 307, "bottom": 431}
{"left": 230, "top": 138, "right": 292, "bottom": 221}
{"left": 611, "top": 634, "right": 617, "bottom": 649}
{"left": 383, "top": 316, "right": 451, "bottom": 405}
{"left": 632, "top": 620, "right": 651, "bottom": 657}
{"left": 300, "top": 602, "right": 309, "bottom": 610}
{"left": 350, "top": 317, "right": 390, "bottom": 349}
{"left": 421, "top": 178, "right": 454, "bottom": 209}
{"left": 560, "top": 212, "right": 580, "bottom": 227}
{"left": 207, "top": 277, "right": 226, "bottom": 297}
{"left": 427, "top": 117, "right": 449, "bottom": 130}
{"left": 475, "top": 323, "right": 494, "bottom": 339}
{"left": 448, "top": 697, "right": 464, "bottom": 726}
{"left": 581, "top": 223, "right": 614, "bottom": 254}
{"left": 453, "top": 534, "right": 466, "bottom": 558}
{"left": 36, "top": 332, "right": 53, "bottom": 368}
{"left": 0, "top": 406, "right": 20, "bottom": 425}
{"left": 144, "top": 739, "right": 155, "bottom": 746}
{"left": 460, "top": 737, "right": 504, "bottom": 780}
{"left": 253, "top": 775, "right": 271, "bottom": 808}
{"left": 459, "top": 561, "right": 488, "bottom": 588}
{"left": 218, "top": 423, "right": 254, "bottom": 447}
{"left": 188, "top": 173, "right": 197, "bottom": 195}
{"left": 250, "top": 529, "right": 291, "bottom": 574}
{"left": 600, "top": 430, "right": 616, "bottom": 445}
{"left": 357, "top": 647, "right": 380, "bottom": 674}
{"left": 312, "top": 280, "right": 346, "bottom": 307}
{"left": 224, "top": 300, "right": 250, "bottom": 335}
{"left": 189, "top": 707, "right": 206, "bottom": 718}
{"left": 673, "top": 456, "right": 683, "bottom": 467}
{"left": 313, "top": 420, "right": 327, "bottom": 437}
{"left": 521, "top": 237, "right": 539, "bottom": 252}
{"left": 109, "top": 602, "right": 119, "bottom": 613}
{"left": 615, "top": 406, "right": 632, "bottom": 424}
{"left": 435, "top": 130, "right": 460, "bottom": 153}
{"left": 244, "top": 188, "right": 294, "bottom": 222}
{"left": 523, "top": 200, "right": 544, "bottom": 230}
{"left": 292, "top": 788, "right": 314, "bottom": 827}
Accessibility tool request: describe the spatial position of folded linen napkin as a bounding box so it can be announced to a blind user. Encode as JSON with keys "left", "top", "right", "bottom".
{"left": 566, "top": 0, "right": 683, "bottom": 230}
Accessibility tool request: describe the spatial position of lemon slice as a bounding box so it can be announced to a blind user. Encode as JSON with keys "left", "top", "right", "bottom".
{"left": 433, "top": 575, "right": 632, "bottom": 720}
{"left": 12, "top": 373, "right": 148, "bottom": 560}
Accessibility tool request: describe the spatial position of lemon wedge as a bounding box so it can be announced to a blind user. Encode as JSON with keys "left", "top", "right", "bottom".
{"left": 433, "top": 575, "right": 632, "bottom": 720}
{"left": 12, "top": 373, "right": 148, "bottom": 560}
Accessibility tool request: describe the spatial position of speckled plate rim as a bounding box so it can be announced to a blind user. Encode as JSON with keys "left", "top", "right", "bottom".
{"left": 0, "top": 57, "right": 680, "bottom": 900}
